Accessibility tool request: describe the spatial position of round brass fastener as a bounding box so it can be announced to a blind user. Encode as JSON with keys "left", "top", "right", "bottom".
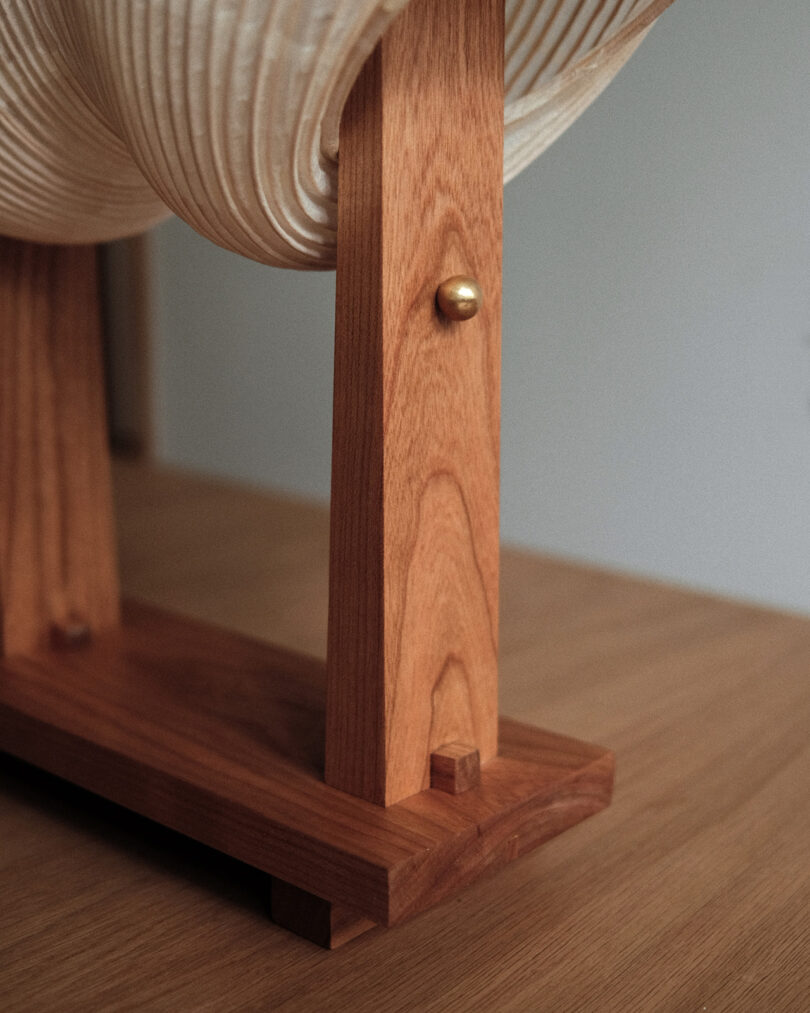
{"left": 436, "top": 275, "right": 483, "bottom": 321}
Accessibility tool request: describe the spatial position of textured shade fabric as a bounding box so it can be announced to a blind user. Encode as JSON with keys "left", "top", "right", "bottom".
{"left": 0, "top": 0, "right": 674, "bottom": 268}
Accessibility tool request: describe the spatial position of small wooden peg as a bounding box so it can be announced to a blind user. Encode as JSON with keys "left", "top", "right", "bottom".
{"left": 430, "top": 742, "right": 481, "bottom": 794}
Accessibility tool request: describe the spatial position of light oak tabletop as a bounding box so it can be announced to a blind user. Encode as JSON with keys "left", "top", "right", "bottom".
{"left": 2, "top": 461, "right": 808, "bottom": 1011}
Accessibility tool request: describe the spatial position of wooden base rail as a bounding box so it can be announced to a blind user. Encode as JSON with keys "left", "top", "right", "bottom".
{"left": 0, "top": 0, "right": 614, "bottom": 949}
{"left": 0, "top": 603, "right": 614, "bottom": 947}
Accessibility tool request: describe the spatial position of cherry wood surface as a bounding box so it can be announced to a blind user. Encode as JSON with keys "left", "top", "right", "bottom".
{"left": 0, "top": 238, "right": 119, "bottom": 656}
{"left": 2, "top": 462, "right": 809, "bottom": 1010}
{"left": 327, "top": 0, "right": 503, "bottom": 806}
{"left": 0, "top": 600, "right": 612, "bottom": 928}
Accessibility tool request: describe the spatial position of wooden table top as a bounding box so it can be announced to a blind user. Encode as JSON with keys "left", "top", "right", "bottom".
{"left": 2, "top": 462, "right": 808, "bottom": 1011}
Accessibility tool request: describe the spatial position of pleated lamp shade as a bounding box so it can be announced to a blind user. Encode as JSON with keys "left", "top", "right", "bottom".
{"left": 0, "top": 0, "right": 673, "bottom": 268}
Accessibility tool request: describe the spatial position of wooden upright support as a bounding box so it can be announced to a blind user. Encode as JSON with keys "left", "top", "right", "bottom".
{"left": 0, "top": 238, "right": 119, "bottom": 657}
{"left": 0, "top": 0, "right": 614, "bottom": 953}
{"left": 326, "top": 0, "right": 503, "bottom": 806}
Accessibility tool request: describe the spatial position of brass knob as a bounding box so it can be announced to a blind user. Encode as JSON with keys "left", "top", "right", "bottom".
{"left": 436, "top": 275, "right": 483, "bottom": 321}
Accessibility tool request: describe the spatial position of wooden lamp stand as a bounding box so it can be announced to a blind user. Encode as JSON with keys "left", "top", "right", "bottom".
{"left": 0, "top": 0, "right": 613, "bottom": 949}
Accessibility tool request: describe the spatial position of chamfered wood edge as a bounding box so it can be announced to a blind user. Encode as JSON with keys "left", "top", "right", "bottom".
{"left": 0, "top": 601, "right": 614, "bottom": 927}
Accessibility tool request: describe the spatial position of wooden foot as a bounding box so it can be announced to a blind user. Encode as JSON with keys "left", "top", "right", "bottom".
{"left": 271, "top": 879, "right": 376, "bottom": 949}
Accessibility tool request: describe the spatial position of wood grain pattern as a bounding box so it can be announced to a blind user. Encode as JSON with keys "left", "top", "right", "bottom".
{"left": 0, "top": 238, "right": 119, "bottom": 657}
{"left": 2, "top": 463, "right": 809, "bottom": 1008}
{"left": 0, "top": 599, "right": 613, "bottom": 928}
{"left": 326, "top": 0, "right": 503, "bottom": 806}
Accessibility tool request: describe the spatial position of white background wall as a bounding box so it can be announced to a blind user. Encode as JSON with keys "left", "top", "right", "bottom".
{"left": 151, "top": 0, "right": 810, "bottom": 615}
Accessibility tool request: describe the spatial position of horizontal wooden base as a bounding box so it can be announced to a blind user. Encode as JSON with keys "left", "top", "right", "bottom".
{"left": 0, "top": 602, "right": 614, "bottom": 938}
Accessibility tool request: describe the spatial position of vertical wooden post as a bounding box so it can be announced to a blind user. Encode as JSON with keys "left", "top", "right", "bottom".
{"left": 0, "top": 238, "right": 119, "bottom": 657}
{"left": 326, "top": 0, "right": 504, "bottom": 805}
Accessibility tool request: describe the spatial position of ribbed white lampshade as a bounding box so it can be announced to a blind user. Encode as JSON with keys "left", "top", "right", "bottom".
{"left": 0, "top": 0, "right": 673, "bottom": 267}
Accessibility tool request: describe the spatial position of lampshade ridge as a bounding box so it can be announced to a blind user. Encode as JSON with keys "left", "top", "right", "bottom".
{"left": 0, "top": 0, "right": 675, "bottom": 266}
